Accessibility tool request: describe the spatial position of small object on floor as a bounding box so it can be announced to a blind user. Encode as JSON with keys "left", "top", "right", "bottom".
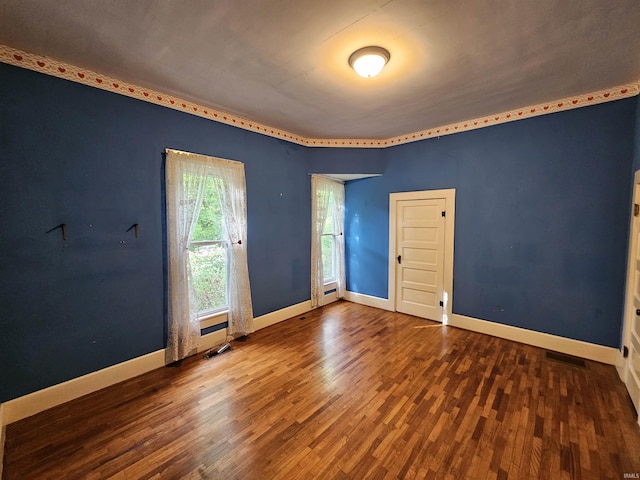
{"left": 203, "top": 342, "right": 232, "bottom": 359}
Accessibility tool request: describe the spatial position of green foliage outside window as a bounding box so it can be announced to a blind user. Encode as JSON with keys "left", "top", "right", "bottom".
{"left": 188, "top": 175, "right": 228, "bottom": 314}
{"left": 189, "top": 244, "right": 227, "bottom": 313}
{"left": 192, "top": 176, "right": 224, "bottom": 242}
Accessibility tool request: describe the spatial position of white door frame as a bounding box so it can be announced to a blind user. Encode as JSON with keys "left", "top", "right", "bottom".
{"left": 619, "top": 169, "right": 640, "bottom": 424}
{"left": 388, "top": 189, "right": 455, "bottom": 323}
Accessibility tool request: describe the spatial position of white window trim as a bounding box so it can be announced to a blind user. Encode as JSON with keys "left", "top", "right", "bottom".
{"left": 324, "top": 280, "right": 337, "bottom": 290}
{"left": 199, "top": 310, "right": 229, "bottom": 330}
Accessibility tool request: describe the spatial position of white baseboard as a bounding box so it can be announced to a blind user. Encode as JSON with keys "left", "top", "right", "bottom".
{"left": 449, "top": 313, "right": 618, "bottom": 365}
{"left": 254, "top": 300, "right": 312, "bottom": 330}
{"left": 615, "top": 350, "right": 626, "bottom": 381}
{"left": 2, "top": 300, "right": 313, "bottom": 428}
{"left": 2, "top": 300, "right": 617, "bottom": 441}
{"left": 342, "top": 294, "right": 616, "bottom": 364}
{"left": 344, "top": 291, "right": 393, "bottom": 311}
{"left": 3, "top": 350, "right": 165, "bottom": 426}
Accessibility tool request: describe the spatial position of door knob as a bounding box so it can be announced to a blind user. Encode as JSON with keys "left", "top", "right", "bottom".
{"left": 397, "top": 255, "right": 401, "bottom": 264}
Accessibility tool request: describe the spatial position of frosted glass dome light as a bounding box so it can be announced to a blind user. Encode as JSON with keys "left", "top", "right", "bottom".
{"left": 349, "top": 46, "right": 390, "bottom": 78}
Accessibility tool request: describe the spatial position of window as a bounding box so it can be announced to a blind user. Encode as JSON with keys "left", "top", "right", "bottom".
{"left": 311, "top": 175, "right": 345, "bottom": 308}
{"left": 165, "top": 149, "right": 254, "bottom": 364}
{"left": 189, "top": 176, "right": 228, "bottom": 316}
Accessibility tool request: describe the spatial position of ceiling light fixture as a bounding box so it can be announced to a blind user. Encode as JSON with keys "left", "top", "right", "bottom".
{"left": 348, "top": 46, "right": 390, "bottom": 78}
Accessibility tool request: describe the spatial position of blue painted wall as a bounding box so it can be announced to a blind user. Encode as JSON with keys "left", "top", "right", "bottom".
{"left": 1, "top": 60, "right": 638, "bottom": 403}
{"left": 623, "top": 95, "right": 640, "bottom": 348}
{"left": 346, "top": 99, "right": 637, "bottom": 347}
{"left": 0, "top": 63, "right": 311, "bottom": 402}
{"left": 306, "top": 146, "right": 386, "bottom": 175}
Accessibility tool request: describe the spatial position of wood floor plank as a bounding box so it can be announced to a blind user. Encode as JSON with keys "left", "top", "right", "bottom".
{"left": 4, "top": 301, "right": 640, "bottom": 479}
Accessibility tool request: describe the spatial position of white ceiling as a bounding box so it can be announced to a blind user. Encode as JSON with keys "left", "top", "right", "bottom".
{"left": 1, "top": 0, "right": 639, "bottom": 140}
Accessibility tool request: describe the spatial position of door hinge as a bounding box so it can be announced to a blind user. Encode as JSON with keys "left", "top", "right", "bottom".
{"left": 441, "top": 211, "right": 446, "bottom": 217}
{"left": 635, "top": 204, "right": 639, "bottom": 217}
{"left": 439, "top": 300, "right": 444, "bottom": 307}
{"left": 623, "top": 346, "right": 629, "bottom": 358}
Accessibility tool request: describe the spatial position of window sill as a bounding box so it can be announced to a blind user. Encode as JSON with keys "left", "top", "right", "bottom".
{"left": 324, "top": 280, "right": 337, "bottom": 292}
{"left": 199, "top": 310, "right": 228, "bottom": 329}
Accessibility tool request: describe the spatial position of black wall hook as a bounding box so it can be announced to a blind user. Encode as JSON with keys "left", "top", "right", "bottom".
{"left": 46, "top": 223, "right": 67, "bottom": 240}
{"left": 127, "top": 223, "right": 139, "bottom": 238}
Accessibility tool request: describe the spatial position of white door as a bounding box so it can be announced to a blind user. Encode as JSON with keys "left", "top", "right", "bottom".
{"left": 395, "top": 198, "right": 446, "bottom": 321}
{"left": 622, "top": 180, "right": 640, "bottom": 423}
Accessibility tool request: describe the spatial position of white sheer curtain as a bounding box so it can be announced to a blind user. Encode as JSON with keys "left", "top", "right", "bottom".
{"left": 165, "top": 149, "right": 254, "bottom": 364}
{"left": 311, "top": 175, "right": 346, "bottom": 308}
{"left": 165, "top": 150, "right": 208, "bottom": 363}
{"left": 207, "top": 156, "right": 255, "bottom": 340}
{"left": 333, "top": 182, "right": 346, "bottom": 299}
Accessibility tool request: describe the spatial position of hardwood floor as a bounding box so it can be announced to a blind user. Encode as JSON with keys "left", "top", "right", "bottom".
{"left": 4, "top": 301, "right": 640, "bottom": 479}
